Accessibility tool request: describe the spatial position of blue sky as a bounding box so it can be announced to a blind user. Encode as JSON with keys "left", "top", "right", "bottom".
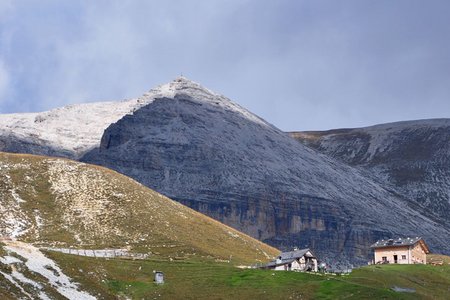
{"left": 0, "top": 0, "right": 449, "bottom": 130}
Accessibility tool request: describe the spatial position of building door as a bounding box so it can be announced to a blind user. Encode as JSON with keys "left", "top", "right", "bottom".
{"left": 393, "top": 255, "right": 398, "bottom": 263}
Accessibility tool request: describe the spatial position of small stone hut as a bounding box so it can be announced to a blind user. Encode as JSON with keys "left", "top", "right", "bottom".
{"left": 154, "top": 271, "right": 164, "bottom": 284}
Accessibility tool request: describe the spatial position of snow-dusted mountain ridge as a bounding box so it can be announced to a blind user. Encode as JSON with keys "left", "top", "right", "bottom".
{"left": 1, "top": 77, "right": 449, "bottom": 264}
{"left": 0, "top": 77, "right": 269, "bottom": 158}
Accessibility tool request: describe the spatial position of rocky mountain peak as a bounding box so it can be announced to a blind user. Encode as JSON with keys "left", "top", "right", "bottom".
{"left": 140, "top": 76, "right": 218, "bottom": 103}
{"left": 134, "top": 77, "right": 271, "bottom": 128}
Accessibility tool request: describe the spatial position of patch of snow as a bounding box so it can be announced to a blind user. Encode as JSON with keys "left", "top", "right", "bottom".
{"left": 38, "top": 292, "right": 52, "bottom": 300}
{"left": 0, "top": 270, "right": 35, "bottom": 299}
{"left": 3, "top": 240, "right": 96, "bottom": 300}
{"left": 0, "top": 255, "right": 22, "bottom": 264}
{"left": 11, "top": 189, "right": 26, "bottom": 203}
{"left": 34, "top": 211, "right": 44, "bottom": 229}
{"left": 227, "top": 231, "right": 239, "bottom": 238}
{"left": 4, "top": 216, "right": 30, "bottom": 238}
{"left": 11, "top": 270, "right": 43, "bottom": 289}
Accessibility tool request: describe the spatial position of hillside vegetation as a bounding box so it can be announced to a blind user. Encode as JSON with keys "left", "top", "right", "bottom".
{"left": 0, "top": 152, "right": 278, "bottom": 263}
{"left": 47, "top": 253, "right": 450, "bottom": 299}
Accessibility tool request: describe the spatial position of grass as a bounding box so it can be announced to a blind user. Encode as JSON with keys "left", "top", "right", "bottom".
{"left": 0, "top": 152, "right": 279, "bottom": 264}
{"left": 44, "top": 251, "right": 450, "bottom": 300}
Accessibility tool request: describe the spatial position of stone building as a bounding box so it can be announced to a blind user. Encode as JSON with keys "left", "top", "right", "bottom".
{"left": 370, "top": 237, "right": 429, "bottom": 264}
{"left": 154, "top": 271, "right": 164, "bottom": 284}
{"left": 263, "top": 248, "right": 318, "bottom": 271}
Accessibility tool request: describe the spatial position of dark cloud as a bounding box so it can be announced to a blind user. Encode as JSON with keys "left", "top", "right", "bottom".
{"left": 1, "top": 0, "right": 449, "bottom": 130}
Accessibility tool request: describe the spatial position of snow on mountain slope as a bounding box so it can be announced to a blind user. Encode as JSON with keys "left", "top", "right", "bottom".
{"left": 0, "top": 101, "right": 137, "bottom": 159}
{"left": 1, "top": 239, "right": 95, "bottom": 300}
{"left": 0, "top": 77, "right": 257, "bottom": 159}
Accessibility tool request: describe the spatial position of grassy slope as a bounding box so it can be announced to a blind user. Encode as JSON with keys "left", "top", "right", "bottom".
{"left": 44, "top": 252, "right": 450, "bottom": 299}
{"left": 0, "top": 152, "right": 279, "bottom": 264}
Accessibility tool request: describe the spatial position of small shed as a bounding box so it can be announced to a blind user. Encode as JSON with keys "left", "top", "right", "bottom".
{"left": 154, "top": 271, "right": 164, "bottom": 284}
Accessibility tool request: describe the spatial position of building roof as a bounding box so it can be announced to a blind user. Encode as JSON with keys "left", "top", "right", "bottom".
{"left": 370, "top": 237, "right": 430, "bottom": 253}
{"left": 264, "top": 259, "right": 295, "bottom": 268}
{"left": 279, "top": 248, "right": 314, "bottom": 260}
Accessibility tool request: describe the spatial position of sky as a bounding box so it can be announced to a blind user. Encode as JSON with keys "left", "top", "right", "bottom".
{"left": 0, "top": 0, "right": 449, "bottom": 131}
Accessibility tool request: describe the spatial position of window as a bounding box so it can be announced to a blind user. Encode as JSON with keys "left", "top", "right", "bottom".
{"left": 402, "top": 255, "right": 406, "bottom": 260}
{"left": 382, "top": 256, "right": 387, "bottom": 262}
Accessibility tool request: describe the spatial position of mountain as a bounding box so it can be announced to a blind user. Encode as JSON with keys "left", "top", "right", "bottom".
{"left": 0, "top": 152, "right": 278, "bottom": 263}
{"left": 290, "top": 119, "right": 450, "bottom": 226}
{"left": 79, "top": 78, "right": 449, "bottom": 264}
{"left": 0, "top": 78, "right": 449, "bottom": 264}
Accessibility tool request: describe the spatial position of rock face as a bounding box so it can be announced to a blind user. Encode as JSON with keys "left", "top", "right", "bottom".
{"left": 79, "top": 78, "right": 450, "bottom": 264}
{"left": 290, "top": 120, "right": 450, "bottom": 227}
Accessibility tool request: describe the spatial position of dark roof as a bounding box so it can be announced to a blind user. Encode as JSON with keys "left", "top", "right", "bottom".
{"left": 370, "top": 237, "right": 423, "bottom": 249}
{"left": 264, "top": 258, "right": 295, "bottom": 268}
{"left": 279, "top": 248, "right": 314, "bottom": 260}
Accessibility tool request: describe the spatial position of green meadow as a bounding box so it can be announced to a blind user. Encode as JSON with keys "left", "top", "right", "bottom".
{"left": 40, "top": 252, "right": 450, "bottom": 299}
